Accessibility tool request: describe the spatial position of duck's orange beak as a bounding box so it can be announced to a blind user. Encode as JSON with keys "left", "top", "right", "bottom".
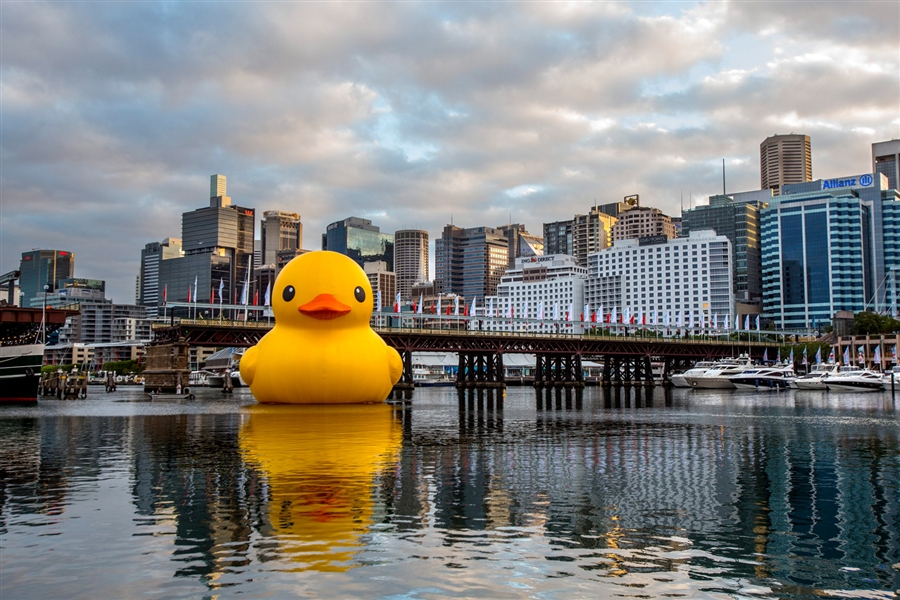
{"left": 298, "top": 294, "right": 351, "bottom": 320}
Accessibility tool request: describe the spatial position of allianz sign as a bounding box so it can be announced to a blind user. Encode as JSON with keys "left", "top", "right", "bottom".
{"left": 822, "top": 173, "right": 874, "bottom": 190}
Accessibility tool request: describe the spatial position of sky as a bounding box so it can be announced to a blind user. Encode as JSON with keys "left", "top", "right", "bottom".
{"left": 2, "top": 1, "right": 899, "bottom": 304}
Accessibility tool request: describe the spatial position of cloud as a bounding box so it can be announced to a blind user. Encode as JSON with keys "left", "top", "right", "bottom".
{"left": 2, "top": 1, "right": 898, "bottom": 304}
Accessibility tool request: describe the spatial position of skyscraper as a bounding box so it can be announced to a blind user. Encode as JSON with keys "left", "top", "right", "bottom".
{"left": 542, "top": 220, "right": 574, "bottom": 257}
{"left": 610, "top": 206, "right": 676, "bottom": 243}
{"left": 157, "top": 175, "right": 255, "bottom": 316}
{"left": 760, "top": 134, "right": 812, "bottom": 196}
{"left": 573, "top": 207, "right": 616, "bottom": 267}
{"left": 681, "top": 190, "right": 770, "bottom": 306}
{"left": 322, "top": 217, "right": 393, "bottom": 270}
{"left": 435, "top": 225, "right": 508, "bottom": 299}
{"left": 261, "top": 211, "right": 302, "bottom": 266}
{"left": 872, "top": 139, "right": 900, "bottom": 191}
{"left": 139, "top": 238, "right": 183, "bottom": 317}
{"left": 394, "top": 229, "right": 429, "bottom": 300}
{"left": 496, "top": 224, "right": 543, "bottom": 268}
{"left": 18, "top": 249, "right": 74, "bottom": 306}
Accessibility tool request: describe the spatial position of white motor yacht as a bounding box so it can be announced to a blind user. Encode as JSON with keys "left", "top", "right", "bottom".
{"left": 824, "top": 369, "right": 885, "bottom": 392}
{"left": 670, "top": 361, "right": 716, "bottom": 388}
{"left": 793, "top": 363, "right": 841, "bottom": 390}
{"left": 729, "top": 365, "right": 796, "bottom": 390}
{"left": 881, "top": 365, "right": 900, "bottom": 387}
{"left": 687, "top": 355, "right": 755, "bottom": 389}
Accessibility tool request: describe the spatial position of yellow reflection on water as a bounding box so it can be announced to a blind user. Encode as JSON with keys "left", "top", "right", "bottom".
{"left": 239, "top": 404, "right": 402, "bottom": 571}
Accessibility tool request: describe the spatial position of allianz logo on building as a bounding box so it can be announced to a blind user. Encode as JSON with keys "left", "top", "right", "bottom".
{"left": 822, "top": 173, "right": 874, "bottom": 190}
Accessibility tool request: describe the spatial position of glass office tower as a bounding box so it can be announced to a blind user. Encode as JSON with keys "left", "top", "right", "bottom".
{"left": 323, "top": 217, "right": 394, "bottom": 270}
{"left": 19, "top": 249, "right": 75, "bottom": 306}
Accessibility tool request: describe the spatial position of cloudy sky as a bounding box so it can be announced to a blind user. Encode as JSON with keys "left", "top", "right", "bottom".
{"left": 2, "top": 1, "right": 898, "bottom": 303}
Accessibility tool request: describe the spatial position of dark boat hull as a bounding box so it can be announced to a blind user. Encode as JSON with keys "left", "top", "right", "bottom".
{"left": 0, "top": 344, "right": 43, "bottom": 403}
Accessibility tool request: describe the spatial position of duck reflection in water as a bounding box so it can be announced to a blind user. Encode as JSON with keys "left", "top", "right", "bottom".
{"left": 239, "top": 404, "right": 401, "bottom": 572}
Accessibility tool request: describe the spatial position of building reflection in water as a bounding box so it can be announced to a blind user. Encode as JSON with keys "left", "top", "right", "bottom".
{"left": 0, "top": 390, "right": 898, "bottom": 594}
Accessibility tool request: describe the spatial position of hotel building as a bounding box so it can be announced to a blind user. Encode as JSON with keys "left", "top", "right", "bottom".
{"left": 435, "top": 225, "right": 508, "bottom": 299}
{"left": 482, "top": 254, "right": 588, "bottom": 332}
{"left": 585, "top": 230, "right": 734, "bottom": 329}
{"left": 394, "top": 229, "right": 429, "bottom": 300}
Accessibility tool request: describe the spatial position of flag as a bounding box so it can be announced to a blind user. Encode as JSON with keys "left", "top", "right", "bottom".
{"left": 264, "top": 282, "right": 271, "bottom": 307}
{"left": 394, "top": 292, "right": 400, "bottom": 313}
{"left": 488, "top": 298, "right": 493, "bottom": 318}
{"left": 187, "top": 285, "right": 192, "bottom": 303}
{"left": 874, "top": 345, "right": 881, "bottom": 363}
{"left": 254, "top": 290, "right": 259, "bottom": 306}
{"left": 210, "top": 287, "right": 214, "bottom": 304}
{"left": 744, "top": 314, "right": 750, "bottom": 330}
{"left": 665, "top": 311, "right": 670, "bottom": 327}
{"left": 446, "top": 301, "right": 452, "bottom": 315}
{"left": 734, "top": 315, "right": 739, "bottom": 330}
{"left": 470, "top": 296, "right": 476, "bottom": 317}
{"left": 436, "top": 295, "right": 441, "bottom": 315}
{"left": 789, "top": 348, "right": 794, "bottom": 364}
{"left": 763, "top": 348, "right": 768, "bottom": 363}
{"left": 689, "top": 312, "right": 695, "bottom": 329}
{"left": 240, "top": 275, "right": 247, "bottom": 306}
{"left": 218, "top": 278, "right": 224, "bottom": 303}
{"left": 815, "top": 347, "right": 822, "bottom": 364}
{"left": 893, "top": 344, "right": 898, "bottom": 363}
{"left": 611, "top": 306, "right": 616, "bottom": 323}
{"left": 802, "top": 347, "right": 808, "bottom": 365}
{"left": 755, "top": 314, "right": 760, "bottom": 331}
{"left": 858, "top": 345, "right": 865, "bottom": 365}
{"left": 624, "top": 307, "right": 630, "bottom": 323}
{"left": 554, "top": 303, "right": 559, "bottom": 321}
{"left": 376, "top": 290, "right": 382, "bottom": 313}
{"left": 522, "top": 300, "right": 528, "bottom": 320}
{"left": 583, "top": 303, "right": 590, "bottom": 323}
{"left": 453, "top": 296, "right": 459, "bottom": 316}
{"left": 193, "top": 276, "right": 198, "bottom": 305}
{"left": 163, "top": 284, "right": 167, "bottom": 304}
{"left": 568, "top": 303, "right": 574, "bottom": 322}
{"left": 537, "top": 301, "right": 544, "bottom": 320}
{"left": 843, "top": 346, "right": 850, "bottom": 364}
{"left": 417, "top": 294, "right": 423, "bottom": 314}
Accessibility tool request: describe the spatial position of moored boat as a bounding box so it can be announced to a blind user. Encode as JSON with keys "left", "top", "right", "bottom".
{"left": 687, "top": 355, "right": 754, "bottom": 389}
{"left": 793, "top": 363, "right": 841, "bottom": 390}
{"left": 729, "top": 365, "right": 795, "bottom": 390}
{"left": 824, "top": 369, "right": 885, "bottom": 392}
{"left": 670, "top": 361, "right": 716, "bottom": 388}
{"left": 0, "top": 306, "right": 74, "bottom": 403}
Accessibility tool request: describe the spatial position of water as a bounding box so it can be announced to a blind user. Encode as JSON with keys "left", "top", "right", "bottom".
{"left": 1, "top": 385, "right": 899, "bottom": 599}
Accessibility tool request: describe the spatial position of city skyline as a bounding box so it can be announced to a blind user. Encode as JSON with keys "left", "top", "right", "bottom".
{"left": 3, "top": 2, "right": 898, "bottom": 304}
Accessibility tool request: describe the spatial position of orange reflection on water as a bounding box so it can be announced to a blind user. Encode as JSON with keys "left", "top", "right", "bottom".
{"left": 239, "top": 403, "right": 402, "bottom": 571}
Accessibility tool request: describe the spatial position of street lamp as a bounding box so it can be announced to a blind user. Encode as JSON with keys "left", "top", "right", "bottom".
{"left": 41, "top": 284, "right": 49, "bottom": 345}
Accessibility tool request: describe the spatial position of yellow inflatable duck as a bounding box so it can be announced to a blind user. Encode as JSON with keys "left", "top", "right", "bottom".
{"left": 240, "top": 251, "right": 402, "bottom": 404}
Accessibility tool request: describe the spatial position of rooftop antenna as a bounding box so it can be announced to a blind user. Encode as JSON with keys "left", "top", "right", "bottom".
{"left": 722, "top": 158, "right": 726, "bottom": 196}
{"left": 680, "top": 190, "right": 684, "bottom": 217}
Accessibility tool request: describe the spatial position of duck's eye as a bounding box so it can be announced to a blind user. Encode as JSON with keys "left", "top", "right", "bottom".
{"left": 354, "top": 286, "right": 366, "bottom": 303}
{"left": 282, "top": 285, "right": 295, "bottom": 302}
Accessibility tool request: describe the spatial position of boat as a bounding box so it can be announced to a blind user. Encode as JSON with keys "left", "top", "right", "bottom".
{"left": 0, "top": 306, "right": 73, "bottom": 403}
{"left": 412, "top": 365, "right": 454, "bottom": 387}
{"left": 189, "top": 370, "right": 216, "bottom": 387}
{"left": 203, "top": 348, "right": 245, "bottom": 388}
{"left": 729, "top": 365, "right": 795, "bottom": 390}
{"left": 793, "top": 363, "right": 842, "bottom": 390}
{"left": 207, "top": 370, "right": 246, "bottom": 388}
{"left": 824, "top": 369, "right": 885, "bottom": 392}
{"left": 881, "top": 365, "right": 900, "bottom": 387}
{"left": 686, "top": 355, "right": 755, "bottom": 389}
{"left": 670, "top": 361, "right": 716, "bottom": 388}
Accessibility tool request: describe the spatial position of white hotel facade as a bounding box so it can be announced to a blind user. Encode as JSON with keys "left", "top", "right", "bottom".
{"left": 481, "top": 254, "right": 588, "bottom": 333}
{"left": 584, "top": 230, "right": 735, "bottom": 330}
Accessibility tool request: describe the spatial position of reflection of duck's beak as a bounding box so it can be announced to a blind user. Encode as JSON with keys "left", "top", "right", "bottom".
{"left": 298, "top": 294, "right": 351, "bottom": 320}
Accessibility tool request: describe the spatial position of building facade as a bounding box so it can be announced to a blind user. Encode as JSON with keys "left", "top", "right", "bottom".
{"left": 585, "top": 230, "right": 734, "bottom": 329}
{"left": 364, "top": 261, "right": 397, "bottom": 311}
{"left": 18, "top": 249, "right": 74, "bottom": 306}
{"left": 394, "top": 229, "right": 429, "bottom": 300}
{"left": 610, "top": 206, "right": 676, "bottom": 244}
{"left": 760, "top": 134, "right": 812, "bottom": 196}
{"left": 496, "top": 224, "right": 543, "bottom": 268}
{"left": 542, "top": 220, "right": 574, "bottom": 257}
{"left": 761, "top": 172, "right": 900, "bottom": 329}
{"left": 157, "top": 175, "right": 255, "bottom": 317}
{"left": 435, "top": 225, "right": 508, "bottom": 299}
{"left": 483, "top": 254, "right": 588, "bottom": 332}
{"left": 322, "top": 217, "right": 394, "bottom": 270}
{"left": 139, "top": 238, "right": 182, "bottom": 317}
{"left": 261, "top": 211, "right": 302, "bottom": 266}
{"left": 681, "top": 190, "right": 770, "bottom": 306}
{"left": 573, "top": 208, "right": 616, "bottom": 267}
{"left": 873, "top": 139, "right": 900, "bottom": 192}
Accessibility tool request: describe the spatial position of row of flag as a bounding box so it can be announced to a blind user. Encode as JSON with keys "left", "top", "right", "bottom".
{"left": 163, "top": 276, "right": 273, "bottom": 307}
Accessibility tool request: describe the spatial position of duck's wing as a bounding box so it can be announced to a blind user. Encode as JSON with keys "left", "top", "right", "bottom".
{"left": 240, "top": 345, "right": 259, "bottom": 386}
{"left": 386, "top": 345, "right": 403, "bottom": 386}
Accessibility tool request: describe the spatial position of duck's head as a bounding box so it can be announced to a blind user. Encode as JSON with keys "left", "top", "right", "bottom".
{"left": 273, "top": 251, "right": 373, "bottom": 329}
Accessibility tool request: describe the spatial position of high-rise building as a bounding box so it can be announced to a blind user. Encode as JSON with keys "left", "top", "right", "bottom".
{"left": 157, "top": 175, "right": 255, "bottom": 316}
{"left": 761, "top": 171, "right": 900, "bottom": 328}
{"left": 435, "top": 225, "right": 508, "bottom": 299}
{"left": 18, "top": 249, "right": 74, "bottom": 306}
{"left": 610, "top": 206, "right": 676, "bottom": 244}
{"left": 681, "top": 190, "right": 770, "bottom": 306}
{"left": 364, "top": 262, "right": 396, "bottom": 311}
{"left": 542, "top": 220, "right": 574, "bottom": 257}
{"left": 261, "top": 211, "right": 302, "bottom": 266}
{"left": 394, "top": 230, "right": 429, "bottom": 301}
{"left": 496, "top": 224, "right": 543, "bottom": 268}
{"left": 872, "top": 139, "right": 900, "bottom": 191}
{"left": 322, "top": 217, "right": 393, "bottom": 270}
{"left": 585, "top": 230, "right": 734, "bottom": 328}
{"left": 573, "top": 208, "right": 616, "bottom": 267}
{"left": 760, "top": 134, "right": 812, "bottom": 195}
{"left": 139, "top": 238, "right": 182, "bottom": 317}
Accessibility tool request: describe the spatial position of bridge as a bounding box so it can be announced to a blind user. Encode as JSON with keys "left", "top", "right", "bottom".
{"left": 150, "top": 312, "right": 780, "bottom": 389}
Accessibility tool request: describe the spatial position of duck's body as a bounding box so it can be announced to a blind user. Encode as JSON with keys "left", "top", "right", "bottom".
{"left": 241, "top": 251, "right": 402, "bottom": 404}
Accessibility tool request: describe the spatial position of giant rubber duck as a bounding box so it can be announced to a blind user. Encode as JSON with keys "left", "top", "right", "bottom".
{"left": 239, "top": 404, "right": 402, "bottom": 571}
{"left": 240, "top": 251, "right": 402, "bottom": 404}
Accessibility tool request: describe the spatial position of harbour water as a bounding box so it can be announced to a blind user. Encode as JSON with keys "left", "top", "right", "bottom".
{"left": 1, "top": 386, "right": 899, "bottom": 599}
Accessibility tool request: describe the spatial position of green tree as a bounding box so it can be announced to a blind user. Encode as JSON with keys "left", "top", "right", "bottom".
{"left": 853, "top": 311, "right": 900, "bottom": 335}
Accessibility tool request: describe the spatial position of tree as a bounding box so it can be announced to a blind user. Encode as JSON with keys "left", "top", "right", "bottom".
{"left": 853, "top": 312, "right": 900, "bottom": 335}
